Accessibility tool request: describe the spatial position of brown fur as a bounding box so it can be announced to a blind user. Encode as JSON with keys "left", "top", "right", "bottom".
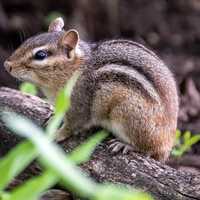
{"left": 92, "top": 82, "right": 175, "bottom": 161}
{"left": 4, "top": 18, "right": 179, "bottom": 162}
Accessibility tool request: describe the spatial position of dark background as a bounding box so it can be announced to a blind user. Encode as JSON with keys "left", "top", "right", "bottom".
{"left": 1, "top": 0, "right": 200, "bottom": 152}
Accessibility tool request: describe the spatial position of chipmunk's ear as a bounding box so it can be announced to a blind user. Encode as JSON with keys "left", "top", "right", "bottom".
{"left": 48, "top": 17, "right": 64, "bottom": 32}
{"left": 61, "top": 29, "right": 79, "bottom": 50}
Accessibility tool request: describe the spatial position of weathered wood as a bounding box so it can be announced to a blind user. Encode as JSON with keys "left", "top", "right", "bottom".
{"left": 40, "top": 189, "right": 71, "bottom": 200}
{"left": 0, "top": 87, "right": 200, "bottom": 200}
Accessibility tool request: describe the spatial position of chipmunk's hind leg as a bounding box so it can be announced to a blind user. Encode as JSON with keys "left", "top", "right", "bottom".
{"left": 92, "top": 82, "right": 142, "bottom": 154}
{"left": 106, "top": 100, "right": 142, "bottom": 155}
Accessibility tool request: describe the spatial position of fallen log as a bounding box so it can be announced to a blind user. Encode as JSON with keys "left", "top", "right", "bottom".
{"left": 0, "top": 87, "right": 199, "bottom": 200}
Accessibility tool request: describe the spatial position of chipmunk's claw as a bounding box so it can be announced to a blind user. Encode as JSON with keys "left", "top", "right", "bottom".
{"left": 108, "top": 139, "right": 133, "bottom": 154}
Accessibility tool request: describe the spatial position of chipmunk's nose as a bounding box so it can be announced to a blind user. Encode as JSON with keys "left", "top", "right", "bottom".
{"left": 4, "top": 61, "right": 13, "bottom": 73}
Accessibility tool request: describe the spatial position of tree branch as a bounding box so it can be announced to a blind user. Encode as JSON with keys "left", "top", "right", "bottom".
{"left": 0, "top": 87, "right": 199, "bottom": 200}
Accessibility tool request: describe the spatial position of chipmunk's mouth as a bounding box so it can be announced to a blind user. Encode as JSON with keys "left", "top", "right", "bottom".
{"left": 17, "top": 72, "right": 36, "bottom": 83}
{"left": 7, "top": 68, "right": 34, "bottom": 83}
{"left": 4, "top": 61, "right": 13, "bottom": 73}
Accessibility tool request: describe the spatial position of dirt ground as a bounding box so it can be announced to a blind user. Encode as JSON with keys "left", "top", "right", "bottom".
{"left": 1, "top": 0, "right": 200, "bottom": 169}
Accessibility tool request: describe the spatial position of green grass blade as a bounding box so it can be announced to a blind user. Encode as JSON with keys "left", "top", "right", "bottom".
{"left": 19, "top": 82, "right": 38, "bottom": 96}
{"left": 69, "top": 130, "right": 108, "bottom": 164}
{"left": 8, "top": 170, "right": 58, "bottom": 200}
{"left": 94, "top": 184, "right": 153, "bottom": 200}
{"left": 183, "top": 131, "right": 191, "bottom": 143}
{"left": 46, "top": 71, "right": 80, "bottom": 138}
{"left": 54, "top": 71, "right": 80, "bottom": 116}
{"left": 3, "top": 114, "right": 98, "bottom": 198}
{"left": 0, "top": 141, "right": 37, "bottom": 190}
{"left": 3, "top": 113, "right": 152, "bottom": 200}
{"left": 7, "top": 131, "right": 108, "bottom": 200}
{"left": 186, "top": 134, "right": 200, "bottom": 146}
{"left": 55, "top": 89, "right": 70, "bottom": 116}
{"left": 45, "top": 114, "right": 63, "bottom": 139}
{"left": 0, "top": 191, "right": 10, "bottom": 200}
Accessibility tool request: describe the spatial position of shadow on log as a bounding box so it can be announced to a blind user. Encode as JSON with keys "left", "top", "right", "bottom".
{"left": 0, "top": 87, "right": 200, "bottom": 200}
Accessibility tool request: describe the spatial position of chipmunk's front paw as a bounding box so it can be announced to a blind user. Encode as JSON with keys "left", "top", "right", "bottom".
{"left": 55, "top": 131, "right": 67, "bottom": 142}
{"left": 55, "top": 126, "right": 72, "bottom": 142}
{"left": 108, "top": 139, "right": 134, "bottom": 154}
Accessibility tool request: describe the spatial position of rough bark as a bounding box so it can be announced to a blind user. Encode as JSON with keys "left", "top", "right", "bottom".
{"left": 0, "top": 87, "right": 200, "bottom": 200}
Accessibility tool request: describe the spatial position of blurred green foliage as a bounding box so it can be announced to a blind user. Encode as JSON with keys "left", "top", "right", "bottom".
{"left": 1, "top": 73, "right": 153, "bottom": 200}
{"left": 20, "top": 82, "right": 38, "bottom": 96}
{"left": 172, "top": 130, "right": 200, "bottom": 157}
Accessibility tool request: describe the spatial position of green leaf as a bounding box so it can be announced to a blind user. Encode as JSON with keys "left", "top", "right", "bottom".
{"left": 183, "top": 131, "right": 191, "bottom": 143}
{"left": 55, "top": 90, "right": 70, "bottom": 115}
{"left": 0, "top": 191, "right": 10, "bottom": 200}
{"left": 3, "top": 113, "right": 152, "bottom": 200}
{"left": 174, "top": 130, "right": 181, "bottom": 146}
{"left": 171, "top": 149, "right": 182, "bottom": 157}
{"left": 175, "top": 130, "right": 181, "bottom": 140}
{"left": 172, "top": 130, "right": 200, "bottom": 157}
{"left": 8, "top": 170, "right": 58, "bottom": 200}
{"left": 45, "top": 114, "right": 63, "bottom": 139}
{"left": 0, "top": 141, "right": 37, "bottom": 190}
{"left": 3, "top": 114, "right": 98, "bottom": 198}
{"left": 94, "top": 184, "right": 153, "bottom": 200}
{"left": 54, "top": 71, "right": 79, "bottom": 115}
{"left": 19, "top": 82, "right": 37, "bottom": 96}
{"left": 47, "top": 71, "right": 80, "bottom": 138}
{"left": 188, "top": 134, "right": 200, "bottom": 146}
{"left": 69, "top": 130, "right": 109, "bottom": 164}
{"left": 6, "top": 131, "right": 108, "bottom": 200}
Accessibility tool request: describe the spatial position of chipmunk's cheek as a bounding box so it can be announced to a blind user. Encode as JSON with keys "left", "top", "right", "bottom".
{"left": 13, "top": 70, "right": 37, "bottom": 83}
{"left": 27, "top": 72, "right": 42, "bottom": 85}
{"left": 20, "top": 73, "right": 35, "bottom": 82}
{"left": 30, "top": 72, "right": 50, "bottom": 87}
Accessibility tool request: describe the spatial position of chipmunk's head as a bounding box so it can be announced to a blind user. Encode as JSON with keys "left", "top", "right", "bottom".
{"left": 4, "top": 17, "right": 84, "bottom": 90}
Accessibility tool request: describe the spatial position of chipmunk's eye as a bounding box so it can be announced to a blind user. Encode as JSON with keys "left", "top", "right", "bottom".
{"left": 34, "top": 50, "right": 48, "bottom": 60}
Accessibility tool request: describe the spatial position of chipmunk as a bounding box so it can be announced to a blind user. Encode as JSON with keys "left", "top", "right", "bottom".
{"left": 4, "top": 17, "right": 179, "bottom": 162}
